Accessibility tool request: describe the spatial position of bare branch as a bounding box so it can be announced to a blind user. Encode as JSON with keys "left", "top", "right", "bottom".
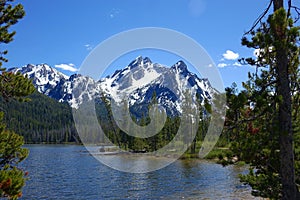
{"left": 244, "top": 0, "right": 274, "bottom": 35}
{"left": 291, "top": 5, "right": 300, "bottom": 22}
{"left": 287, "top": 0, "right": 292, "bottom": 18}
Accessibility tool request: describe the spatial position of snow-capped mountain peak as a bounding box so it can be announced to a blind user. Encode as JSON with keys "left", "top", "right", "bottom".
{"left": 128, "top": 56, "right": 152, "bottom": 69}
{"left": 9, "top": 64, "right": 69, "bottom": 95}
{"left": 171, "top": 60, "right": 188, "bottom": 74}
{"left": 10, "top": 57, "right": 216, "bottom": 115}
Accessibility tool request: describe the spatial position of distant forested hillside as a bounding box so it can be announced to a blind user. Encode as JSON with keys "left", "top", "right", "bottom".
{"left": 0, "top": 91, "right": 209, "bottom": 154}
{"left": 0, "top": 92, "right": 79, "bottom": 143}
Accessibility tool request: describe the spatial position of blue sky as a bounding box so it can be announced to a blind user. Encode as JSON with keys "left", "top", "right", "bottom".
{"left": 4, "top": 0, "right": 294, "bottom": 88}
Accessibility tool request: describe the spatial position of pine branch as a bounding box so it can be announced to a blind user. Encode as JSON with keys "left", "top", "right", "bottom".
{"left": 225, "top": 101, "right": 276, "bottom": 131}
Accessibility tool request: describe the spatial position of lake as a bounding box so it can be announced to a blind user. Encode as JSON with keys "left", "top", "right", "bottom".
{"left": 20, "top": 145, "right": 259, "bottom": 199}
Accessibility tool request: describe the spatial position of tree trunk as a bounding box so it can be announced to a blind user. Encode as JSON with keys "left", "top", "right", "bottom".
{"left": 273, "top": 0, "right": 298, "bottom": 199}
{"left": 276, "top": 41, "right": 297, "bottom": 200}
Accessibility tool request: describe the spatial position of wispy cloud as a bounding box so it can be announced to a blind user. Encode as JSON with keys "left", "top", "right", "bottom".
{"left": 188, "top": 0, "right": 206, "bottom": 17}
{"left": 109, "top": 8, "right": 120, "bottom": 19}
{"left": 55, "top": 63, "right": 78, "bottom": 72}
{"left": 84, "top": 44, "right": 93, "bottom": 51}
{"left": 217, "top": 63, "right": 228, "bottom": 68}
{"left": 233, "top": 62, "right": 242, "bottom": 67}
{"left": 222, "top": 50, "right": 239, "bottom": 60}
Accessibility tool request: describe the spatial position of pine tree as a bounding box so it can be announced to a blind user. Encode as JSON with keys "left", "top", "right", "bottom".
{"left": 0, "top": 1, "right": 35, "bottom": 199}
{"left": 0, "top": 0, "right": 25, "bottom": 67}
{"left": 228, "top": 1, "right": 300, "bottom": 199}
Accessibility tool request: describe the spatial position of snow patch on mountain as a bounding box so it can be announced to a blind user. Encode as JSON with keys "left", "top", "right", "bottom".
{"left": 9, "top": 64, "right": 69, "bottom": 95}
{"left": 9, "top": 56, "right": 217, "bottom": 115}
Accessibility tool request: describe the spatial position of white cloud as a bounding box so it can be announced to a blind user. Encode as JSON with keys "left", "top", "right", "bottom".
{"left": 217, "top": 63, "right": 228, "bottom": 68}
{"left": 84, "top": 44, "right": 93, "bottom": 51}
{"left": 233, "top": 62, "right": 242, "bottom": 67}
{"left": 55, "top": 63, "right": 78, "bottom": 72}
{"left": 222, "top": 50, "right": 239, "bottom": 60}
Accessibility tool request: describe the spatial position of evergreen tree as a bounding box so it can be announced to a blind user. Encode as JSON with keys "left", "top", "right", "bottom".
{"left": 0, "top": 1, "right": 35, "bottom": 199}
{"left": 226, "top": 1, "right": 300, "bottom": 199}
{"left": 0, "top": 0, "right": 25, "bottom": 68}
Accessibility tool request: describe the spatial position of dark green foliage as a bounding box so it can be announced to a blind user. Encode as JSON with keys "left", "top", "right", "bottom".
{"left": 0, "top": 90, "right": 210, "bottom": 154}
{"left": 0, "top": 72, "right": 35, "bottom": 102}
{"left": 225, "top": 84, "right": 300, "bottom": 199}
{"left": 0, "top": 0, "right": 25, "bottom": 67}
{"left": 95, "top": 93, "right": 209, "bottom": 154}
{"left": 0, "top": 92, "right": 79, "bottom": 144}
{"left": 223, "top": 7, "right": 300, "bottom": 197}
{"left": 97, "top": 96, "right": 181, "bottom": 152}
{"left": 239, "top": 7, "right": 299, "bottom": 199}
{"left": 0, "top": 1, "right": 36, "bottom": 198}
{"left": 1, "top": 91, "right": 211, "bottom": 155}
{"left": 0, "top": 166, "right": 26, "bottom": 200}
{"left": 0, "top": 118, "right": 28, "bottom": 167}
{"left": 239, "top": 167, "right": 281, "bottom": 199}
{"left": 0, "top": 117, "right": 28, "bottom": 199}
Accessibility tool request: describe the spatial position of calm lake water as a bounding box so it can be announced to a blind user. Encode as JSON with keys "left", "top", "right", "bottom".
{"left": 20, "top": 145, "right": 259, "bottom": 200}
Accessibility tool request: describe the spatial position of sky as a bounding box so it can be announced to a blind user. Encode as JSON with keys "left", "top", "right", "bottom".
{"left": 4, "top": 0, "right": 299, "bottom": 89}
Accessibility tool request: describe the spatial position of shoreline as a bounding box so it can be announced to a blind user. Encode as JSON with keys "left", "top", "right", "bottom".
{"left": 23, "top": 143, "right": 243, "bottom": 165}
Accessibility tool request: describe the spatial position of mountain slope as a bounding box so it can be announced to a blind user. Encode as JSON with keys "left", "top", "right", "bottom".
{"left": 9, "top": 64, "right": 68, "bottom": 96}
{"left": 0, "top": 92, "right": 78, "bottom": 143}
{"left": 9, "top": 56, "right": 216, "bottom": 116}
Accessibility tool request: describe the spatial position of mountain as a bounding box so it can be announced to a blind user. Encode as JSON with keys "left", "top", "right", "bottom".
{"left": 9, "top": 57, "right": 216, "bottom": 117}
{"left": 9, "top": 64, "right": 69, "bottom": 96}
{"left": 98, "top": 56, "right": 214, "bottom": 116}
